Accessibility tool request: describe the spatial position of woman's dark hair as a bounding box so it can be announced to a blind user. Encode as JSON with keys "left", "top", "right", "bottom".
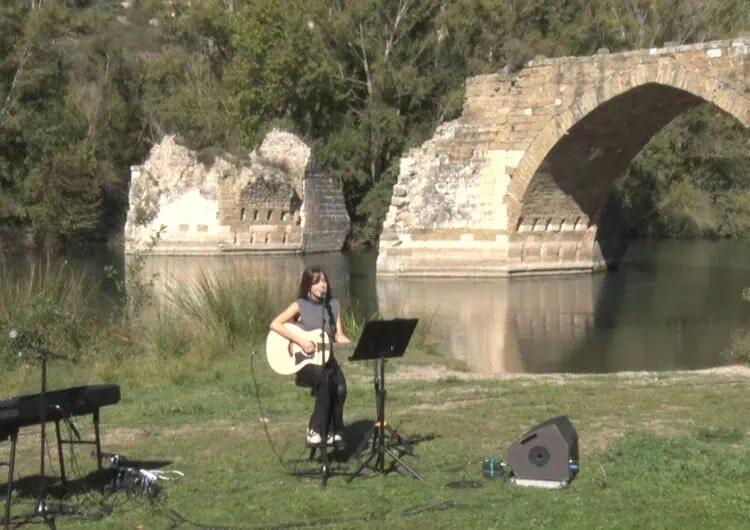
{"left": 298, "top": 265, "right": 333, "bottom": 302}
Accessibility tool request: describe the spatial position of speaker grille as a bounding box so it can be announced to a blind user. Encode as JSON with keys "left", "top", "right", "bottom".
{"left": 528, "top": 446, "right": 550, "bottom": 467}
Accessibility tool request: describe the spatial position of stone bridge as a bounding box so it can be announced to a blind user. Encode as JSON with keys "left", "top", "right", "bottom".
{"left": 377, "top": 37, "right": 750, "bottom": 277}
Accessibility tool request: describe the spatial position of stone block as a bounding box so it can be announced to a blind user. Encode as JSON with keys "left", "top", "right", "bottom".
{"left": 559, "top": 243, "right": 578, "bottom": 261}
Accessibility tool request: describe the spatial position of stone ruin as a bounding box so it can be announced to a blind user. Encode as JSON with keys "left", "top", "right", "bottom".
{"left": 124, "top": 130, "right": 350, "bottom": 255}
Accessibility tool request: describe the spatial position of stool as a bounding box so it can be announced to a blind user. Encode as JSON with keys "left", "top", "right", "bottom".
{"left": 306, "top": 437, "right": 345, "bottom": 488}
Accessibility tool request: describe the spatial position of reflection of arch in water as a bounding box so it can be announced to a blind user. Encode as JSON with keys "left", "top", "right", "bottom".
{"left": 375, "top": 241, "right": 750, "bottom": 374}
{"left": 569, "top": 241, "right": 750, "bottom": 372}
{"left": 376, "top": 275, "right": 603, "bottom": 374}
{"left": 376, "top": 278, "right": 526, "bottom": 373}
{"left": 507, "top": 276, "right": 601, "bottom": 373}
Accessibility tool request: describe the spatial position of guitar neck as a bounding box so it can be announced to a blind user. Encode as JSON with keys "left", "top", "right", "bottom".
{"left": 317, "top": 342, "right": 353, "bottom": 349}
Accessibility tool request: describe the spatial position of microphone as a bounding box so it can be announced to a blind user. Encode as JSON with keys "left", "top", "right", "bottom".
{"left": 9, "top": 329, "right": 22, "bottom": 358}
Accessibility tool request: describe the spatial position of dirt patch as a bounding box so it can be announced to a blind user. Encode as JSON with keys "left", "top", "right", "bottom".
{"left": 391, "top": 365, "right": 492, "bottom": 382}
{"left": 587, "top": 429, "right": 625, "bottom": 452}
{"left": 102, "top": 427, "right": 150, "bottom": 446}
{"left": 390, "top": 363, "right": 750, "bottom": 382}
{"left": 643, "top": 419, "right": 687, "bottom": 437}
{"left": 158, "top": 419, "right": 300, "bottom": 439}
{"left": 697, "top": 365, "right": 750, "bottom": 377}
{"left": 406, "top": 399, "right": 478, "bottom": 412}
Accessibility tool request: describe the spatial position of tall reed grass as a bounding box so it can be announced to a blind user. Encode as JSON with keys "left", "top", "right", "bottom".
{"left": 0, "top": 260, "right": 97, "bottom": 369}
{"left": 722, "top": 327, "right": 750, "bottom": 365}
{"left": 143, "top": 266, "right": 292, "bottom": 358}
{"left": 340, "top": 299, "right": 441, "bottom": 357}
{"left": 0, "top": 257, "right": 447, "bottom": 389}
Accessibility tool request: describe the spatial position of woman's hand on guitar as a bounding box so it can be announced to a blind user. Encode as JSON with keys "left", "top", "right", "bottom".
{"left": 300, "top": 339, "right": 316, "bottom": 354}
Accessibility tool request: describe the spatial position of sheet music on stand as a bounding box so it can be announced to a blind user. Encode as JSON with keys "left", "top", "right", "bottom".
{"left": 348, "top": 318, "right": 422, "bottom": 481}
{"left": 348, "top": 318, "right": 418, "bottom": 363}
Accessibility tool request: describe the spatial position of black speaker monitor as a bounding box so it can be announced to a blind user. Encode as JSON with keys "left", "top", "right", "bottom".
{"left": 506, "top": 415, "right": 579, "bottom": 484}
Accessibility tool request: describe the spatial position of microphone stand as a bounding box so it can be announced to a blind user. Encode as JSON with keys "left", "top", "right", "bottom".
{"left": 8, "top": 338, "right": 78, "bottom": 529}
{"left": 310, "top": 300, "right": 344, "bottom": 488}
{"left": 318, "top": 303, "right": 333, "bottom": 487}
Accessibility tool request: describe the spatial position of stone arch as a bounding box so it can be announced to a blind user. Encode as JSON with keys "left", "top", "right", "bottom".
{"left": 506, "top": 63, "right": 750, "bottom": 234}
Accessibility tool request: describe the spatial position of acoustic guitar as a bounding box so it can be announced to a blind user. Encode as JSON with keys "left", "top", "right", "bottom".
{"left": 265, "top": 323, "right": 354, "bottom": 375}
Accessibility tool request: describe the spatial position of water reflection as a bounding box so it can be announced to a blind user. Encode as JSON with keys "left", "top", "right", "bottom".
{"left": 128, "top": 253, "right": 354, "bottom": 304}
{"left": 13, "top": 240, "right": 749, "bottom": 374}
{"left": 376, "top": 276, "right": 602, "bottom": 373}
{"left": 377, "top": 240, "right": 750, "bottom": 373}
{"left": 0, "top": 247, "right": 125, "bottom": 318}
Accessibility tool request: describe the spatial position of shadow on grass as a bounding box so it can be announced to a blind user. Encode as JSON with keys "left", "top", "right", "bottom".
{"left": 337, "top": 420, "right": 439, "bottom": 464}
{"left": 0, "top": 468, "right": 111, "bottom": 506}
{"left": 285, "top": 420, "right": 439, "bottom": 485}
{"left": 1, "top": 456, "right": 174, "bottom": 502}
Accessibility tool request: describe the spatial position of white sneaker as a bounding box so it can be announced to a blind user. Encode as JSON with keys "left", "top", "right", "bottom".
{"left": 306, "top": 429, "right": 322, "bottom": 444}
{"left": 327, "top": 432, "right": 343, "bottom": 444}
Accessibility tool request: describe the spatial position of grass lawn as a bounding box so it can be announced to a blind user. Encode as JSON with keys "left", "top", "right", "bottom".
{"left": 2, "top": 350, "right": 749, "bottom": 530}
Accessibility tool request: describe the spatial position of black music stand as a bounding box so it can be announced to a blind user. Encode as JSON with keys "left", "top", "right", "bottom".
{"left": 347, "top": 318, "right": 423, "bottom": 481}
{"left": 4, "top": 338, "right": 78, "bottom": 530}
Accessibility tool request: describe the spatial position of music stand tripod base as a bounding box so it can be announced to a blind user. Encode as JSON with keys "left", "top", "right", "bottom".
{"left": 347, "top": 319, "right": 423, "bottom": 482}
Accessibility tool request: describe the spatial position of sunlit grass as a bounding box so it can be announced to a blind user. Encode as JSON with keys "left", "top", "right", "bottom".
{"left": 3, "top": 352, "right": 749, "bottom": 530}
{"left": 722, "top": 328, "right": 750, "bottom": 364}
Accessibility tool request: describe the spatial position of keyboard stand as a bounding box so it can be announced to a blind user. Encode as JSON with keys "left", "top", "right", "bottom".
{"left": 2, "top": 427, "right": 18, "bottom": 530}
{"left": 53, "top": 409, "right": 105, "bottom": 488}
{"left": 3, "top": 409, "right": 106, "bottom": 530}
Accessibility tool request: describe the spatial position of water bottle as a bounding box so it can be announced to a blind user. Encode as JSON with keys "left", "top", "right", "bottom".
{"left": 482, "top": 459, "right": 504, "bottom": 479}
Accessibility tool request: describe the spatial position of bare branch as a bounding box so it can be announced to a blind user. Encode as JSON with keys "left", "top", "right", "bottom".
{"left": 88, "top": 53, "right": 111, "bottom": 138}
{"left": 385, "top": 0, "right": 414, "bottom": 60}
{"left": 1, "top": 46, "right": 33, "bottom": 118}
{"left": 359, "top": 23, "right": 373, "bottom": 96}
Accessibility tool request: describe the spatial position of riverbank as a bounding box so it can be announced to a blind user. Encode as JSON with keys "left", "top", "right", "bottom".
{"left": 1, "top": 352, "right": 748, "bottom": 529}
{"left": 0, "top": 257, "right": 748, "bottom": 528}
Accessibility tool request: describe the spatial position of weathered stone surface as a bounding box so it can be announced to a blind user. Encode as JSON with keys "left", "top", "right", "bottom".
{"left": 378, "top": 37, "right": 750, "bottom": 277}
{"left": 125, "top": 130, "right": 349, "bottom": 255}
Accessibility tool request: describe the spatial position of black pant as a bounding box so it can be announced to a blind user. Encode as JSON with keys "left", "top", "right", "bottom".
{"left": 295, "top": 356, "right": 347, "bottom": 434}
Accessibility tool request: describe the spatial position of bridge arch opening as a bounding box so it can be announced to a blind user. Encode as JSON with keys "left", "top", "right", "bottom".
{"left": 508, "top": 67, "right": 750, "bottom": 269}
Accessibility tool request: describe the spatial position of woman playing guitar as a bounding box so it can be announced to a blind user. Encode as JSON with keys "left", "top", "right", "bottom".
{"left": 269, "top": 265, "right": 352, "bottom": 445}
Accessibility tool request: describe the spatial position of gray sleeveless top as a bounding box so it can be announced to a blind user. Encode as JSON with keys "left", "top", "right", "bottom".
{"left": 296, "top": 297, "right": 340, "bottom": 339}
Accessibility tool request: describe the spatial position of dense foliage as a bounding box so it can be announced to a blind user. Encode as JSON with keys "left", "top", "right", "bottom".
{"left": 1, "top": 0, "right": 749, "bottom": 248}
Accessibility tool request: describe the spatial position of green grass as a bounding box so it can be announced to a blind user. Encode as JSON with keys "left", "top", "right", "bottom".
{"left": 1, "top": 351, "right": 749, "bottom": 530}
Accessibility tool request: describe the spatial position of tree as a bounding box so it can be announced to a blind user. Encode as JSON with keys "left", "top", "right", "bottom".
{"left": 223, "top": 0, "right": 339, "bottom": 147}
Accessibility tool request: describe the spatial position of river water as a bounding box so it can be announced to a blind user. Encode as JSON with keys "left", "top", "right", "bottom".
{"left": 11, "top": 240, "right": 750, "bottom": 374}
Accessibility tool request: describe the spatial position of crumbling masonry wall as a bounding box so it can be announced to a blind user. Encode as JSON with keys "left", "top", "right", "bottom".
{"left": 125, "top": 131, "right": 350, "bottom": 255}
